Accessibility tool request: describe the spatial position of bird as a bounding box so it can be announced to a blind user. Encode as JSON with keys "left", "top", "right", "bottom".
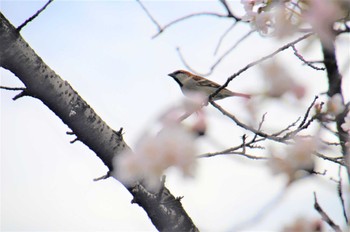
{"left": 168, "top": 70, "right": 250, "bottom": 101}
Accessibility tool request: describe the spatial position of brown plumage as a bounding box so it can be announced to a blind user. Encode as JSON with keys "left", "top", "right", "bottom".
{"left": 168, "top": 70, "right": 250, "bottom": 101}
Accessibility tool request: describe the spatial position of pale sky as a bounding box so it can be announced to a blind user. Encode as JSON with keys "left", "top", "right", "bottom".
{"left": 1, "top": 1, "right": 349, "bottom": 231}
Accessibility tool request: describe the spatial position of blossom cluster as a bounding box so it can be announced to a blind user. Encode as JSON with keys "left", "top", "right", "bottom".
{"left": 240, "top": 0, "right": 346, "bottom": 39}
{"left": 268, "top": 138, "right": 316, "bottom": 183}
{"left": 113, "top": 93, "right": 207, "bottom": 190}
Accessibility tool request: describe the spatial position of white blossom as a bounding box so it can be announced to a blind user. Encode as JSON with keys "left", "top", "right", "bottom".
{"left": 283, "top": 217, "right": 322, "bottom": 232}
{"left": 113, "top": 95, "right": 207, "bottom": 190}
{"left": 261, "top": 61, "right": 305, "bottom": 99}
{"left": 113, "top": 125, "right": 197, "bottom": 190}
{"left": 341, "top": 113, "right": 350, "bottom": 132}
{"left": 303, "top": 0, "right": 344, "bottom": 50}
{"left": 268, "top": 138, "right": 316, "bottom": 183}
{"left": 326, "top": 93, "right": 345, "bottom": 116}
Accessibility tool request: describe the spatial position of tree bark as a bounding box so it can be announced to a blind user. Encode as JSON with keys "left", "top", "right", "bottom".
{"left": 0, "top": 12, "right": 198, "bottom": 232}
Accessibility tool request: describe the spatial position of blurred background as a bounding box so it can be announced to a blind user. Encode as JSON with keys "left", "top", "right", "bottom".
{"left": 1, "top": 0, "right": 349, "bottom": 231}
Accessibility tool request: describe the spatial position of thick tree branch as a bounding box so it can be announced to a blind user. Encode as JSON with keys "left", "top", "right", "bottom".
{"left": 0, "top": 12, "right": 198, "bottom": 231}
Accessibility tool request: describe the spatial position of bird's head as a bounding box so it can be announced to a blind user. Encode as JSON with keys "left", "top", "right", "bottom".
{"left": 168, "top": 70, "right": 193, "bottom": 87}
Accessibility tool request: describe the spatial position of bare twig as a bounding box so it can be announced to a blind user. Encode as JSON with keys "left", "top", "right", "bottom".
{"left": 281, "top": 96, "right": 319, "bottom": 139}
{"left": 210, "top": 100, "right": 292, "bottom": 144}
{"left": 230, "top": 188, "right": 287, "bottom": 231}
{"left": 219, "top": 0, "right": 240, "bottom": 21}
{"left": 337, "top": 166, "right": 349, "bottom": 224}
{"left": 313, "top": 192, "right": 342, "bottom": 232}
{"left": 136, "top": 0, "right": 162, "bottom": 32}
{"left": 299, "top": 96, "right": 318, "bottom": 128}
{"left": 210, "top": 32, "right": 314, "bottom": 100}
{"left": 176, "top": 47, "right": 200, "bottom": 74}
{"left": 0, "top": 86, "right": 25, "bottom": 91}
{"left": 292, "top": 45, "right": 325, "bottom": 71}
{"left": 70, "top": 137, "right": 79, "bottom": 144}
{"left": 314, "top": 152, "right": 344, "bottom": 166}
{"left": 198, "top": 151, "right": 266, "bottom": 159}
{"left": 177, "top": 30, "right": 255, "bottom": 76}
{"left": 137, "top": 0, "right": 241, "bottom": 39}
{"left": 13, "top": 91, "right": 29, "bottom": 100}
{"left": 152, "top": 12, "right": 230, "bottom": 39}
{"left": 93, "top": 172, "right": 111, "bottom": 181}
{"left": 271, "top": 117, "right": 300, "bottom": 137}
{"left": 17, "top": 0, "right": 54, "bottom": 31}
{"left": 214, "top": 22, "right": 237, "bottom": 55}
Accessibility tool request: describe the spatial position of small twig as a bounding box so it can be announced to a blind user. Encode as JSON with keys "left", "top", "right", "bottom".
{"left": 17, "top": 0, "right": 54, "bottom": 31}
{"left": 337, "top": 166, "right": 349, "bottom": 224}
{"left": 13, "top": 90, "right": 29, "bottom": 100}
{"left": 299, "top": 96, "right": 318, "bottom": 128}
{"left": 93, "top": 172, "right": 111, "bottom": 181}
{"left": 291, "top": 45, "right": 325, "bottom": 71}
{"left": 214, "top": 22, "right": 237, "bottom": 55}
{"left": 313, "top": 192, "right": 342, "bottom": 232}
{"left": 209, "top": 32, "right": 314, "bottom": 100}
{"left": 320, "top": 140, "right": 341, "bottom": 146}
{"left": 271, "top": 117, "right": 300, "bottom": 137}
{"left": 70, "top": 137, "right": 79, "bottom": 144}
{"left": 113, "top": 127, "right": 124, "bottom": 136}
{"left": 252, "top": 112, "right": 267, "bottom": 141}
{"left": 136, "top": 0, "right": 162, "bottom": 33}
{"left": 312, "top": 169, "right": 327, "bottom": 176}
{"left": 198, "top": 151, "right": 266, "bottom": 160}
{"left": 219, "top": 0, "right": 240, "bottom": 21}
{"left": 0, "top": 86, "right": 28, "bottom": 100}
{"left": 314, "top": 152, "right": 344, "bottom": 166}
{"left": 152, "top": 12, "right": 229, "bottom": 39}
{"left": 177, "top": 30, "right": 255, "bottom": 76}
{"left": 242, "top": 134, "right": 247, "bottom": 154}
{"left": 229, "top": 187, "right": 287, "bottom": 231}
{"left": 210, "top": 100, "right": 292, "bottom": 144}
{"left": 0, "top": 86, "right": 26, "bottom": 91}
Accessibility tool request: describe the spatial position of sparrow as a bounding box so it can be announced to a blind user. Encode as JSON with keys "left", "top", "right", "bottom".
{"left": 168, "top": 70, "right": 250, "bottom": 101}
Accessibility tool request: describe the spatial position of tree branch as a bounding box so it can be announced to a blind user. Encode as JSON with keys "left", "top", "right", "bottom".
{"left": 209, "top": 32, "right": 314, "bottom": 100}
{"left": 16, "top": 0, "right": 54, "bottom": 31}
{"left": 313, "top": 192, "right": 342, "bottom": 232}
{"left": 0, "top": 12, "right": 198, "bottom": 231}
{"left": 320, "top": 29, "right": 350, "bottom": 182}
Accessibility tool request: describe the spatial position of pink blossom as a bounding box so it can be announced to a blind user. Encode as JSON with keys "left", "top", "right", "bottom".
{"left": 261, "top": 61, "right": 306, "bottom": 99}
{"left": 113, "top": 125, "right": 197, "bottom": 190}
{"left": 268, "top": 138, "right": 316, "bottom": 183}
{"left": 341, "top": 113, "right": 350, "bottom": 132}
{"left": 241, "top": 0, "right": 272, "bottom": 35}
{"left": 326, "top": 93, "right": 345, "bottom": 116}
{"left": 113, "top": 95, "right": 207, "bottom": 190}
{"left": 283, "top": 217, "right": 322, "bottom": 232}
{"left": 303, "top": 0, "right": 344, "bottom": 49}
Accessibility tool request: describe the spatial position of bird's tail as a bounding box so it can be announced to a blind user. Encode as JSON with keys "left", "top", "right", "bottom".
{"left": 232, "top": 92, "right": 251, "bottom": 99}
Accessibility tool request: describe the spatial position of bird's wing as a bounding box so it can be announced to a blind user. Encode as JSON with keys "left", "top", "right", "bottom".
{"left": 192, "top": 75, "right": 222, "bottom": 88}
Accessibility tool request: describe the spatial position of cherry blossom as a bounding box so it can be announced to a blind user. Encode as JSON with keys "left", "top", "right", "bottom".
{"left": 268, "top": 138, "right": 316, "bottom": 183}
{"left": 261, "top": 61, "right": 306, "bottom": 99}
{"left": 326, "top": 93, "right": 345, "bottom": 116}
{"left": 341, "top": 112, "right": 350, "bottom": 132}
{"left": 113, "top": 94, "right": 206, "bottom": 190}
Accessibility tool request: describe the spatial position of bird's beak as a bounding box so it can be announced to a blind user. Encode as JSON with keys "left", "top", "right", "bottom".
{"left": 168, "top": 72, "right": 174, "bottom": 77}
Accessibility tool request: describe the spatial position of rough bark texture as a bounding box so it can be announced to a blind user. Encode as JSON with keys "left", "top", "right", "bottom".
{"left": 0, "top": 12, "right": 198, "bottom": 231}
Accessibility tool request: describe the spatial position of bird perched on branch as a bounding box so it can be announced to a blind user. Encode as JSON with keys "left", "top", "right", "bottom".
{"left": 168, "top": 70, "right": 250, "bottom": 101}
